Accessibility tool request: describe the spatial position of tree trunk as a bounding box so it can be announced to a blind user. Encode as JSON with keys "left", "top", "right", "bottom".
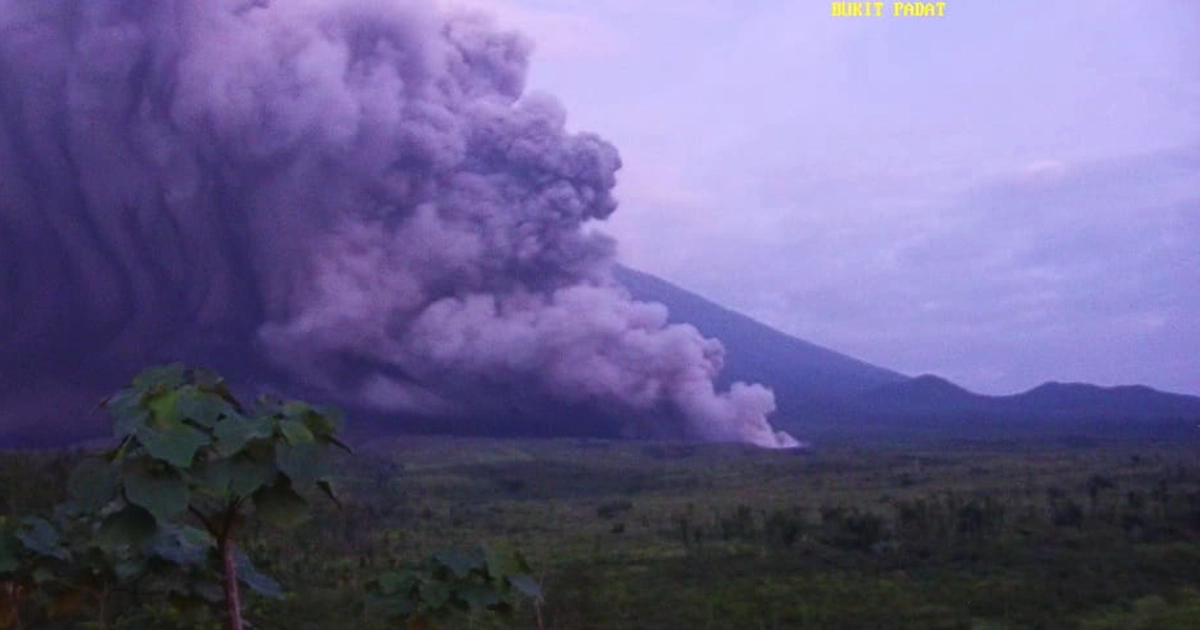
{"left": 220, "top": 538, "right": 244, "bottom": 630}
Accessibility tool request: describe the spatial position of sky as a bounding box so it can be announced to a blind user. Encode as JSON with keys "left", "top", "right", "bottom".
{"left": 451, "top": 0, "right": 1200, "bottom": 396}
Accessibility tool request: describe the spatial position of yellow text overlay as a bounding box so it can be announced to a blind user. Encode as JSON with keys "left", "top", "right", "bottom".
{"left": 831, "top": 2, "right": 947, "bottom": 17}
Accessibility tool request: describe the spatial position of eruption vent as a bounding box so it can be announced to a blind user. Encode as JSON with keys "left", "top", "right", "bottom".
{"left": 0, "top": 0, "right": 798, "bottom": 448}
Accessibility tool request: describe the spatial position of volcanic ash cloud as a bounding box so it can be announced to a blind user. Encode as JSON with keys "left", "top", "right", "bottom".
{"left": 0, "top": 0, "right": 798, "bottom": 448}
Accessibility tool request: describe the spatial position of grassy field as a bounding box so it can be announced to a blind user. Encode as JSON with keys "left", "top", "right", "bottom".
{"left": 4, "top": 435, "right": 1200, "bottom": 629}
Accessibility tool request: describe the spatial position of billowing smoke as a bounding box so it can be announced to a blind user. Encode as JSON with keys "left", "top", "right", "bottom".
{"left": 0, "top": 0, "right": 797, "bottom": 448}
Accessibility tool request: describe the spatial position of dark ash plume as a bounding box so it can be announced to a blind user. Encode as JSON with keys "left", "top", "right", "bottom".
{"left": 0, "top": 0, "right": 797, "bottom": 448}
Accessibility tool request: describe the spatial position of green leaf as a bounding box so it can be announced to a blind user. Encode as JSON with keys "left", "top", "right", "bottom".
{"left": 137, "top": 423, "right": 211, "bottom": 468}
{"left": 146, "top": 388, "right": 182, "bottom": 428}
{"left": 301, "top": 407, "right": 341, "bottom": 437}
{"left": 276, "top": 442, "right": 325, "bottom": 488}
{"left": 176, "top": 387, "right": 234, "bottom": 428}
{"left": 148, "top": 526, "right": 211, "bottom": 566}
{"left": 16, "top": 517, "right": 68, "bottom": 560}
{"left": 506, "top": 574, "right": 543, "bottom": 601}
{"left": 214, "top": 415, "right": 273, "bottom": 456}
{"left": 111, "top": 435, "right": 134, "bottom": 461}
{"left": 235, "top": 550, "right": 283, "bottom": 598}
{"left": 67, "top": 458, "right": 118, "bottom": 512}
{"left": 228, "top": 455, "right": 278, "bottom": 497}
{"left": 96, "top": 505, "right": 157, "bottom": 549}
{"left": 279, "top": 419, "right": 315, "bottom": 445}
{"left": 252, "top": 481, "right": 310, "bottom": 528}
{"left": 194, "top": 457, "right": 233, "bottom": 496}
{"left": 106, "top": 390, "right": 148, "bottom": 438}
{"left": 125, "top": 469, "right": 189, "bottom": 522}
{"left": 252, "top": 394, "right": 284, "bottom": 416}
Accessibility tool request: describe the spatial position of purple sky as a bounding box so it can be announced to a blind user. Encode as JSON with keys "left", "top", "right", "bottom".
{"left": 453, "top": 0, "right": 1200, "bottom": 396}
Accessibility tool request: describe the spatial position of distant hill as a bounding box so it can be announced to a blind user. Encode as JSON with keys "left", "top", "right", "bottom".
{"left": 848, "top": 376, "right": 1200, "bottom": 422}
{"left": 1006, "top": 382, "right": 1200, "bottom": 418}
{"left": 841, "top": 378, "right": 1200, "bottom": 443}
{"left": 617, "top": 267, "right": 1200, "bottom": 442}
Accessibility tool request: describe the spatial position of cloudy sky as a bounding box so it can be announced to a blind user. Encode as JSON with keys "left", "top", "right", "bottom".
{"left": 454, "top": 0, "right": 1199, "bottom": 396}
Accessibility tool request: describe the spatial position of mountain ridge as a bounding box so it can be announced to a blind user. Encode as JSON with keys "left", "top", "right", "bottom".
{"left": 615, "top": 266, "right": 1200, "bottom": 441}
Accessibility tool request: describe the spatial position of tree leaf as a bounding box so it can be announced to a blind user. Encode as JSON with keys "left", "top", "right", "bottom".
{"left": 137, "top": 423, "right": 211, "bottom": 468}
{"left": 252, "top": 481, "right": 309, "bottom": 528}
{"left": 279, "top": 419, "right": 315, "bottom": 445}
{"left": 176, "top": 387, "right": 235, "bottom": 428}
{"left": 125, "top": 469, "right": 189, "bottom": 522}
{"left": 16, "top": 518, "right": 67, "bottom": 560}
{"left": 67, "top": 458, "right": 118, "bottom": 512}
{"left": 228, "top": 455, "right": 278, "bottom": 498}
{"left": 276, "top": 442, "right": 325, "bottom": 488}
{"left": 106, "top": 390, "right": 147, "bottom": 438}
{"left": 96, "top": 505, "right": 157, "bottom": 549}
{"left": 214, "top": 415, "right": 273, "bottom": 456}
{"left": 147, "top": 526, "right": 211, "bottom": 567}
{"left": 194, "top": 457, "right": 233, "bottom": 497}
{"left": 300, "top": 407, "right": 341, "bottom": 437}
{"left": 251, "top": 394, "right": 284, "bottom": 416}
{"left": 146, "top": 388, "right": 182, "bottom": 428}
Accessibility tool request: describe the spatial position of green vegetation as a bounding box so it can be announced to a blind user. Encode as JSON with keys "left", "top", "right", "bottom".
{"left": 0, "top": 365, "right": 539, "bottom": 630}
{"left": 101, "top": 363, "right": 350, "bottom": 630}
{"left": 0, "top": 369, "right": 1198, "bottom": 628}
{"left": 329, "top": 437, "right": 1199, "bottom": 630}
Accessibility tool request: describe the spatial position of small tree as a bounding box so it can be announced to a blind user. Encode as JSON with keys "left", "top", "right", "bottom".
{"left": 1, "top": 364, "right": 541, "bottom": 630}
{"left": 96, "top": 364, "right": 348, "bottom": 630}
